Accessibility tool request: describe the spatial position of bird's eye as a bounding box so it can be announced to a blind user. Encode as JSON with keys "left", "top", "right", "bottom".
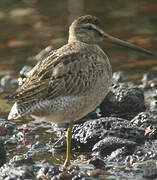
{"left": 86, "top": 26, "right": 93, "bottom": 30}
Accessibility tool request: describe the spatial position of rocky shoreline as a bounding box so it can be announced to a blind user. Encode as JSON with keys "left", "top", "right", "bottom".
{"left": 1, "top": 69, "right": 157, "bottom": 179}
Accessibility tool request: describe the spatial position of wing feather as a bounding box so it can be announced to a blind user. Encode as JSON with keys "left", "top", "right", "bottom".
{"left": 9, "top": 48, "right": 104, "bottom": 105}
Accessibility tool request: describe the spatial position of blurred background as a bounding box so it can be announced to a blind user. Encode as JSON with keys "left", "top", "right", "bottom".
{"left": 0, "top": 0, "right": 157, "bottom": 80}
{"left": 0, "top": 0, "right": 156, "bottom": 116}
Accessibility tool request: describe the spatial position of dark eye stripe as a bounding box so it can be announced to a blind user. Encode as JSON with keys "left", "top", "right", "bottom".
{"left": 82, "top": 25, "right": 94, "bottom": 30}
{"left": 83, "top": 25, "right": 102, "bottom": 36}
{"left": 85, "top": 26, "right": 93, "bottom": 30}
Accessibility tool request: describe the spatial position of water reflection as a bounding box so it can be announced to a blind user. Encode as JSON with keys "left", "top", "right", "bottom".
{"left": 0, "top": 0, "right": 156, "bottom": 81}
{"left": 68, "top": 0, "right": 83, "bottom": 23}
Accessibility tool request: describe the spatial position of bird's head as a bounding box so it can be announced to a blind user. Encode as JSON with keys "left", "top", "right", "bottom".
{"left": 69, "top": 15, "right": 154, "bottom": 56}
{"left": 69, "top": 15, "right": 104, "bottom": 44}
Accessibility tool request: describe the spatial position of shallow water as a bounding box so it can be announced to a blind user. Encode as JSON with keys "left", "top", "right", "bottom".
{"left": 0, "top": 0, "right": 157, "bottom": 178}
{"left": 0, "top": 0, "right": 156, "bottom": 79}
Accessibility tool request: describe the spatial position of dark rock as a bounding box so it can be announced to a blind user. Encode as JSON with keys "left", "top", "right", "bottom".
{"left": 100, "top": 82, "right": 145, "bottom": 120}
{"left": 0, "top": 163, "right": 35, "bottom": 180}
{"left": 10, "top": 155, "right": 34, "bottom": 166}
{"left": 131, "top": 111, "right": 157, "bottom": 139}
{"left": 92, "top": 137, "right": 137, "bottom": 157}
{"left": 4, "top": 137, "right": 18, "bottom": 149}
{"left": 0, "top": 118, "right": 17, "bottom": 135}
{"left": 37, "top": 165, "right": 92, "bottom": 180}
{"left": 106, "top": 147, "right": 132, "bottom": 162}
{"left": 0, "top": 141, "right": 6, "bottom": 167}
{"left": 72, "top": 117, "right": 145, "bottom": 152}
{"left": 0, "top": 155, "right": 35, "bottom": 179}
{"left": 133, "top": 141, "right": 157, "bottom": 162}
{"left": 142, "top": 160, "right": 157, "bottom": 178}
{"left": 4, "top": 131, "right": 24, "bottom": 149}
{"left": 3, "top": 71, "right": 157, "bottom": 179}
{"left": 131, "top": 111, "right": 157, "bottom": 127}
{"left": 30, "top": 140, "right": 46, "bottom": 149}
{"left": 27, "top": 141, "right": 48, "bottom": 157}
{"left": 0, "top": 75, "right": 18, "bottom": 91}
{"left": 88, "top": 157, "right": 105, "bottom": 169}
{"left": 0, "top": 126, "right": 7, "bottom": 136}
{"left": 133, "top": 159, "right": 157, "bottom": 179}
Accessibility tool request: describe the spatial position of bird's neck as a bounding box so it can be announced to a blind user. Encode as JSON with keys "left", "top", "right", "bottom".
{"left": 68, "top": 33, "right": 78, "bottom": 43}
{"left": 68, "top": 26, "right": 95, "bottom": 44}
{"left": 68, "top": 34, "right": 97, "bottom": 44}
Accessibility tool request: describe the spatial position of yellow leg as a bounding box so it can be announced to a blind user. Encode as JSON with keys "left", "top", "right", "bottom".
{"left": 63, "top": 121, "right": 74, "bottom": 167}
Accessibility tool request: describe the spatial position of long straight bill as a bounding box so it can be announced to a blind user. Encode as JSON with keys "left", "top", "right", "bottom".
{"left": 103, "top": 33, "right": 155, "bottom": 56}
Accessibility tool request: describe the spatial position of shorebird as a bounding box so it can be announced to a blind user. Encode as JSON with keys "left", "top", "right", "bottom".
{"left": 8, "top": 15, "right": 154, "bottom": 166}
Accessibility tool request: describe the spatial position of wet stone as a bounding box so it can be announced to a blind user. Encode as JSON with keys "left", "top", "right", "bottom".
{"left": 106, "top": 147, "right": 132, "bottom": 163}
{"left": 0, "top": 118, "right": 17, "bottom": 135}
{"left": 72, "top": 117, "right": 145, "bottom": 152}
{"left": 30, "top": 140, "right": 46, "bottom": 149}
{"left": 27, "top": 141, "right": 48, "bottom": 157}
{"left": 37, "top": 165, "right": 92, "bottom": 180}
{"left": 0, "top": 141, "right": 6, "bottom": 167}
{"left": 92, "top": 137, "right": 137, "bottom": 157}
{"left": 131, "top": 111, "right": 157, "bottom": 127}
{"left": 131, "top": 111, "right": 157, "bottom": 139}
{"left": 9, "top": 155, "right": 34, "bottom": 166}
{"left": 0, "top": 125, "right": 7, "bottom": 136}
{"left": 88, "top": 157, "right": 106, "bottom": 169}
{"left": 4, "top": 131, "right": 27, "bottom": 149}
{"left": 2, "top": 71, "right": 157, "bottom": 179}
{"left": 5, "top": 135, "right": 19, "bottom": 149}
{"left": 133, "top": 160, "right": 157, "bottom": 179}
{"left": 133, "top": 141, "right": 157, "bottom": 162}
{"left": 143, "top": 164, "right": 157, "bottom": 179}
{"left": 0, "top": 163, "right": 35, "bottom": 180}
{"left": 0, "top": 75, "right": 18, "bottom": 91}
{"left": 100, "top": 82, "right": 145, "bottom": 120}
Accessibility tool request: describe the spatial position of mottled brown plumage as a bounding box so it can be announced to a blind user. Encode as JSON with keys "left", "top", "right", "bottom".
{"left": 11, "top": 43, "right": 111, "bottom": 105}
